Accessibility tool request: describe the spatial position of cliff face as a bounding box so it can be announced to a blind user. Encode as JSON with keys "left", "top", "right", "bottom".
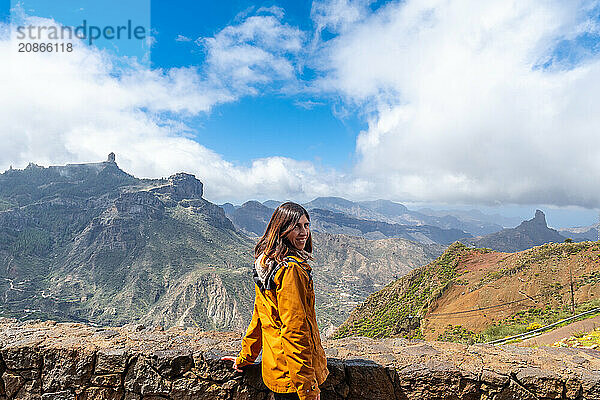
{"left": 1, "top": 319, "right": 598, "bottom": 400}
{"left": 0, "top": 157, "right": 255, "bottom": 329}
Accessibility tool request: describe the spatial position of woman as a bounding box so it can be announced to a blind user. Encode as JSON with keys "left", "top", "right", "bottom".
{"left": 222, "top": 202, "right": 328, "bottom": 400}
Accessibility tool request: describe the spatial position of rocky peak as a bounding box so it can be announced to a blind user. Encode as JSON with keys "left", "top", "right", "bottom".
{"left": 465, "top": 209, "right": 565, "bottom": 252}
{"left": 519, "top": 209, "right": 548, "bottom": 230}
{"left": 150, "top": 173, "right": 204, "bottom": 201}
{"left": 25, "top": 162, "right": 43, "bottom": 170}
{"left": 533, "top": 209, "right": 546, "bottom": 225}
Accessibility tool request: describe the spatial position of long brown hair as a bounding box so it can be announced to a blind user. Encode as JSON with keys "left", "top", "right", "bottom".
{"left": 255, "top": 202, "right": 313, "bottom": 262}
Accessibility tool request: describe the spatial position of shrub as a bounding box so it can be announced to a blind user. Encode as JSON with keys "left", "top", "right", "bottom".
{"left": 527, "top": 322, "right": 543, "bottom": 331}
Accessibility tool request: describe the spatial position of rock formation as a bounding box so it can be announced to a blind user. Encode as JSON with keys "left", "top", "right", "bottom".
{"left": 463, "top": 210, "right": 566, "bottom": 252}
{"left": 0, "top": 319, "right": 598, "bottom": 400}
{"left": 150, "top": 173, "right": 204, "bottom": 202}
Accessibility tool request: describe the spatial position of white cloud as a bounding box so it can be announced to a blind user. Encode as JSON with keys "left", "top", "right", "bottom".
{"left": 256, "top": 6, "right": 285, "bottom": 20}
{"left": 0, "top": 15, "right": 341, "bottom": 203}
{"left": 200, "top": 10, "right": 306, "bottom": 94}
{"left": 311, "top": 0, "right": 373, "bottom": 34}
{"left": 175, "top": 34, "right": 192, "bottom": 42}
{"left": 314, "top": 0, "right": 600, "bottom": 207}
{"left": 3, "top": 2, "right": 600, "bottom": 209}
{"left": 293, "top": 99, "right": 325, "bottom": 109}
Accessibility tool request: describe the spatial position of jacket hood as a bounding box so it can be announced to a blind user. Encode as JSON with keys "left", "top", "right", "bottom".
{"left": 253, "top": 253, "right": 309, "bottom": 290}
{"left": 254, "top": 254, "right": 276, "bottom": 290}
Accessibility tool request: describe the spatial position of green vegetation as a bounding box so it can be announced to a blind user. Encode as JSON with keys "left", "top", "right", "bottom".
{"left": 467, "top": 300, "right": 600, "bottom": 343}
{"left": 333, "top": 242, "right": 470, "bottom": 339}
{"left": 432, "top": 301, "right": 600, "bottom": 345}
{"left": 437, "top": 325, "right": 484, "bottom": 344}
{"left": 576, "top": 271, "right": 600, "bottom": 288}
{"left": 12, "top": 228, "right": 52, "bottom": 256}
{"left": 553, "top": 328, "right": 600, "bottom": 348}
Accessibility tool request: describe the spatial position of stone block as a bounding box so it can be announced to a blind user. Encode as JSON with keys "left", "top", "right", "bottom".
{"left": 79, "top": 387, "right": 123, "bottom": 400}
{"left": 346, "top": 358, "right": 395, "bottom": 400}
{"left": 95, "top": 348, "right": 128, "bottom": 374}
{"left": 41, "top": 348, "right": 94, "bottom": 393}
{"left": 124, "top": 356, "right": 171, "bottom": 396}
{"left": 91, "top": 374, "right": 121, "bottom": 387}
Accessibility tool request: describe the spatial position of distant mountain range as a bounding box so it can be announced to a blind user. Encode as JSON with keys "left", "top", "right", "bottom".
{"left": 303, "top": 197, "right": 508, "bottom": 236}
{"left": 417, "top": 207, "right": 522, "bottom": 230}
{"left": 222, "top": 198, "right": 591, "bottom": 252}
{"left": 222, "top": 199, "right": 473, "bottom": 245}
{"left": 558, "top": 222, "right": 599, "bottom": 242}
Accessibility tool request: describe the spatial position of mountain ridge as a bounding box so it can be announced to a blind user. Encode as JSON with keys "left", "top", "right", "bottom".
{"left": 462, "top": 209, "right": 567, "bottom": 252}
{"left": 0, "top": 155, "right": 443, "bottom": 333}
{"left": 223, "top": 199, "right": 473, "bottom": 244}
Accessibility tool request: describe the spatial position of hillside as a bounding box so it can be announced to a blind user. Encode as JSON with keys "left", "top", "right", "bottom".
{"left": 311, "top": 232, "right": 443, "bottom": 334}
{"left": 333, "top": 240, "right": 600, "bottom": 343}
{"left": 0, "top": 155, "right": 256, "bottom": 330}
{"left": 461, "top": 210, "right": 566, "bottom": 252}
{"left": 226, "top": 200, "right": 272, "bottom": 236}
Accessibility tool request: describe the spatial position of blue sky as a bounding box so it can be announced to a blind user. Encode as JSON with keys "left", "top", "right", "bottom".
{"left": 148, "top": 0, "right": 363, "bottom": 170}
{"left": 1, "top": 0, "right": 600, "bottom": 227}
{"left": 3, "top": 0, "right": 362, "bottom": 169}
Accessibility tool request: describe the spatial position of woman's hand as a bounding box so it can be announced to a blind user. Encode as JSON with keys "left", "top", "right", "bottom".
{"left": 220, "top": 356, "right": 243, "bottom": 372}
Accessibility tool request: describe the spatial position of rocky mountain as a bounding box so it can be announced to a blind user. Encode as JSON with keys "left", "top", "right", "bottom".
{"left": 0, "top": 155, "right": 256, "bottom": 330}
{"left": 223, "top": 200, "right": 471, "bottom": 244}
{"left": 461, "top": 210, "right": 567, "bottom": 252}
{"left": 418, "top": 207, "right": 522, "bottom": 229}
{"left": 310, "top": 209, "right": 469, "bottom": 244}
{"left": 303, "top": 197, "right": 408, "bottom": 222}
{"left": 226, "top": 200, "right": 272, "bottom": 236}
{"left": 0, "top": 156, "right": 442, "bottom": 334}
{"left": 334, "top": 240, "right": 600, "bottom": 343}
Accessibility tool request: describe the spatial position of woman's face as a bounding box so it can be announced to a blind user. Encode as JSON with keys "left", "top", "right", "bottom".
{"left": 286, "top": 214, "right": 310, "bottom": 250}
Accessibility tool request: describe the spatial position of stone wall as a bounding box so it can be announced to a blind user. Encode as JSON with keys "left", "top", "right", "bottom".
{"left": 0, "top": 319, "right": 598, "bottom": 400}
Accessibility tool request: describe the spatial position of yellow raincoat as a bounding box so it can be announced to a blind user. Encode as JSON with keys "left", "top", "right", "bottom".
{"left": 235, "top": 255, "right": 329, "bottom": 400}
